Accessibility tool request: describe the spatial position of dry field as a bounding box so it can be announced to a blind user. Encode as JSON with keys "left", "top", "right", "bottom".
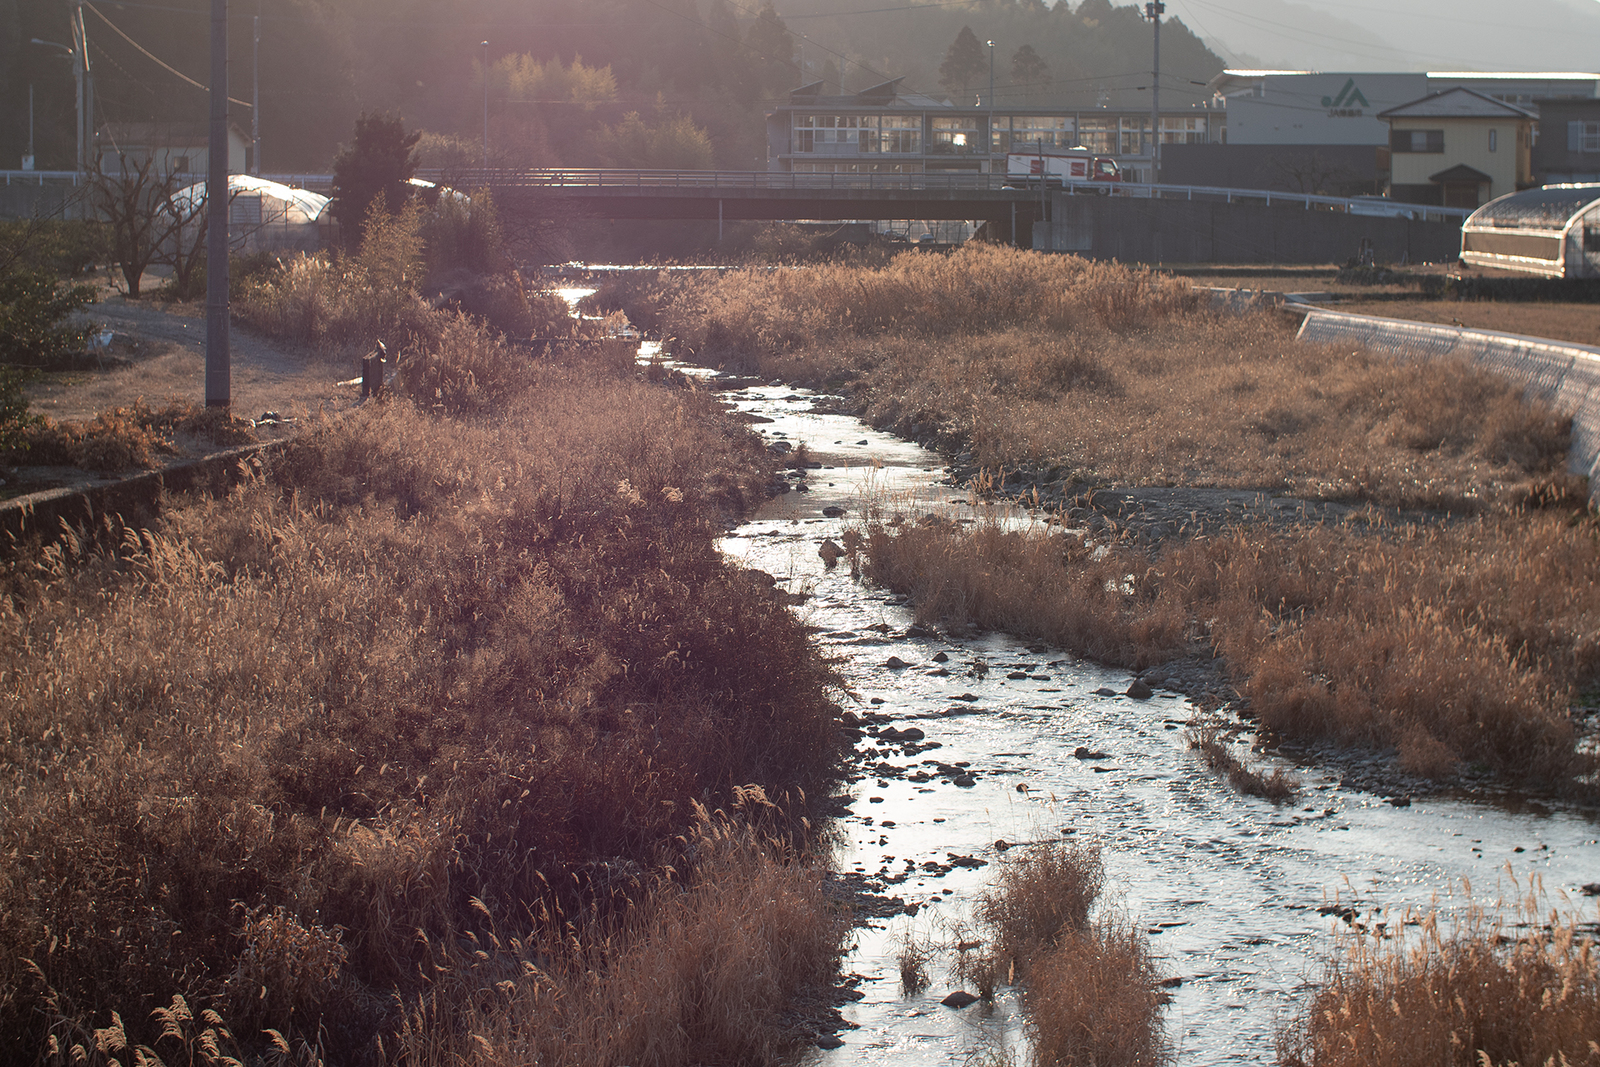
{"left": 0, "top": 315, "right": 848, "bottom": 1063}
{"left": 1333, "top": 298, "right": 1600, "bottom": 347}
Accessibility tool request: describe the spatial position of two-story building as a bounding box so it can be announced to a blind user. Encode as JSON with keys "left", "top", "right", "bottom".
{"left": 1378, "top": 88, "right": 1533, "bottom": 209}
{"left": 765, "top": 78, "right": 1222, "bottom": 184}
{"left": 1533, "top": 97, "right": 1600, "bottom": 184}
{"left": 94, "top": 122, "right": 250, "bottom": 176}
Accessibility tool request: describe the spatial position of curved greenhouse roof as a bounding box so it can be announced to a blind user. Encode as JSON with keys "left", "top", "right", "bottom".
{"left": 1466, "top": 184, "right": 1600, "bottom": 231}
{"left": 1461, "top": 184, "right": 1600, "bottom": 278}
{"left": 169, "top": 174, "right": 330, "bottom": 222}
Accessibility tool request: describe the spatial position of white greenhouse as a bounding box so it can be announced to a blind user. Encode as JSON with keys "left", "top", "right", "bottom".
{"left": 168, "top": 174, "right": 332, "bottom": 254}
{"left": 1459, "top": 184, "right": 1600, "bottom": 278}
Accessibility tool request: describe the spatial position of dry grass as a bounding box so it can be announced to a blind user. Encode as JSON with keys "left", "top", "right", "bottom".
{"left": 408, "top": 800, "right": 847, "bottom": 1067}
{"left": 622, "top": 246, "right": 1571, "bottom": 510}
{"left": 1277, "top": 880, "right": 1600, "bottom": 1067}
{"left": 1186, "top": 723, "right": 1299, "bottom": 803}
{"left": 852, "top": 509, "right": 1600, "bottom": 789}
{"left": 2, "top": 400, "right": 256, "bottom": 472}
{"left": 973, "top": 841, "right": 1171, "bottom": 1067}
{"left": 0, "top": 331, "right": 846, "bottom": 1061}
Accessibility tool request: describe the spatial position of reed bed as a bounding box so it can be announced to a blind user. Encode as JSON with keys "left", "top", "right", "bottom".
{"left": 0, "top": 327, "right": 846, "bottom": 1061}
{"left": 599, "top": 246, "right": 1571, "bottom": 510}
{"left": 974, "top": 841, "right": 1171, "bottom": 1067}
{"left": 853, "top": 509, "right": 1599, "bottom": 789}
{"left": 1277, "top": 880, "right": 1600, "bottom": 1067}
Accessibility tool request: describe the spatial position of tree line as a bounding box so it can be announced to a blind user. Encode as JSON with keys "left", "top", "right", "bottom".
{"left": 0, "top": 0, "right": 1221, "bottom": 174}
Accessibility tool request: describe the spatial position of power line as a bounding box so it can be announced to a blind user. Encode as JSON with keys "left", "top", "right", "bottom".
{"left": 86, "top": 1, "right": 253, "bottom": 107}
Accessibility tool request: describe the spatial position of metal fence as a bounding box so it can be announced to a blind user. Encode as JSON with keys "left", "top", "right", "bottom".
{"left": 1, "top": 166, "right": 1472, "bottom": 223}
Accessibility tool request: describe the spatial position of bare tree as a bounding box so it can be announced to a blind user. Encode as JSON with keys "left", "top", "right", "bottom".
{"left": 1269, "top": 150, "right": 1359, "bottom": 196}
{"left": 88, "top": 156, "right": 185, "bottom": 298}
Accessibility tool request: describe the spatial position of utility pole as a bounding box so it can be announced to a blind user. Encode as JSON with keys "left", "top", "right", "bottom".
{"left": 71, "top": 0, "right": 87, "bottom": 172}
{"left": 482, "top": 41, "right": 490, "bottom": 170}
{"left": 206, "top": 0, "right": 230, "bottom": 408}
{"left": 252, "top": 11, "right": 260, "bottom": 174}
{"left": 987, "top": 39, "right": 995, "bottom": 171}
{"left": 1147, "top": 1, "right": 1164, "bottom": 184}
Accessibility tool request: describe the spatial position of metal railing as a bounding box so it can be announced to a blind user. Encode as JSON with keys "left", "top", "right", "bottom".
{"left": 1, "top": 166, "right": 1473, "bottom": 223}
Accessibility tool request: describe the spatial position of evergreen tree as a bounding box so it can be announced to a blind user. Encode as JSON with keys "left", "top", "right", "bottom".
{"left": 1011, "top": 43, "right": 1050, "bottom": 104}
{"left": 938, "top": 26, "right": 988, "bottom": 102}
{"left": 331, "top": 113, "right": 421, "bottom": 243}
{"left": 745, "top": 3, "right": 798, "bottom": 99}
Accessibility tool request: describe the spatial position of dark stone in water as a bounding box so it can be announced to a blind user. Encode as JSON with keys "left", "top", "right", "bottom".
{"left": 941, "top": 991, "right": 980, "bottom": 1009}
{"left": 1093, "top": 687, "right": 1117, "bottom": 697}
{"left": 932, "top": 651, "right": 950, "bottom": 662}
{"left": 822, "top": 505, "right": 847, "bottom": 517}
{"left": 1390, "top": 796, "right": 1412, "bottom": 808}
{"left": 816, "top": 1035, "right": 845, "bottom": 1050}
{"left": 1126, "top": 679, "right": 1154, "bottom": 699}
{"left": 885, "top": 656, "right": 910, "bottom": 669}
{"left": 1074, "top": 746, "right": 1110, "bottom": 761}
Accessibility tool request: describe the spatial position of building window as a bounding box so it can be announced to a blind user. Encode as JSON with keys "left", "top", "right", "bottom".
{"left": 1159, "top": 116, "right": 1207, "bottom": 144}
{"left": 793, "top": 114, "right": 871, "bottom": 154}
{"left": 1571, "top": 121, "right": 1600, "bottom": 153}
{"left": 1078, "top": 117, "right": 1116, "bottom": 155}
{"left": 1390, "top": 129, "right": 1444, "bottom": 153}
{"left": 1488, "top": 128, "right": 1497, "bottom": 152}
{"left": 992, "top": 115, "right": 1073, "bottom": 153}
{"left": 1119, "top": 117, "right": 1149, "bottom": 155}
{"left": 878, "top": 115, "right": 920, "bottom": 154}
{"left": 931, "top": 116, "right": 980, "bottom": 154}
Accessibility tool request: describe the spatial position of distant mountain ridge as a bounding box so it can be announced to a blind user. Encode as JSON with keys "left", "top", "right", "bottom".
{"left": 1165, "top": 0, "right": 1600, "bottom": 73}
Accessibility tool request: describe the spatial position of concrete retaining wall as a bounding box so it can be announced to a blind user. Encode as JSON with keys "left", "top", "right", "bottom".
{"left": 1037, "top": 194, "right": 1462, "bottom": 265}
{"left": 0, "top": 441, "right": 283, "bottom": 553}
{"left": 1297, "top": 308, "right": 1600, "bottom": 498}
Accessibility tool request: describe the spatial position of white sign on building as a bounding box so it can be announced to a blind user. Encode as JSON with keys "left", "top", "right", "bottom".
{"left": 1225, "top": 73, "right": 1428, "bottom": 145}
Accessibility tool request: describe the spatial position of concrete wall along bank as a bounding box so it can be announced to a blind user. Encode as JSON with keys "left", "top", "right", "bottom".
{"left": 1035, "top": 193, "right": 1462, "bottom": 265}
{"left": 1297, "top": 308, "right": 1600, "bottom": 499}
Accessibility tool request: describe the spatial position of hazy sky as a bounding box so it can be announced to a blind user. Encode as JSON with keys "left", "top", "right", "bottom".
{"left": 1157, "top": 0, "right": 1600, "bottom": 72}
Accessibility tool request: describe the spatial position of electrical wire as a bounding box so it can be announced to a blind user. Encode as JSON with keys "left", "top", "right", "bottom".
{"left": 85, "top": 1, "right": 254, "bottom": 107}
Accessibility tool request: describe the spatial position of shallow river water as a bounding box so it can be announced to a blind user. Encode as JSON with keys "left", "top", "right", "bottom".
{"left": 563, "top": 286, "right": 1600, "bottom": 1065}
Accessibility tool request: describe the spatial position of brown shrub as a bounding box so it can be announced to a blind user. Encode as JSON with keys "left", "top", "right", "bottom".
{"left": 970, "top": 841, "right": 1171, "bottom": 1066}
{"left": 4, "top": 401, "right": 256, "bottom": 472}
{"left": 643, "top": 253, "right": 1573, "bottom": 509}
{"left": 0, "top": 359, "right": 843, "bottom": 1060}
{"left": 859, "top": 509, "right": 1600, "bottom": 789}
{"left": 1277, "top": 887, "right": 1600, "bottom": 1067}
{"left": 1187, "top": 724, "right": 1300, "bottom": 802}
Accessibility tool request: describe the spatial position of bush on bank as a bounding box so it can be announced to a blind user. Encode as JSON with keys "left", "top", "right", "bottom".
{"left": 0, "top": 322, "right": 847, "bottom": 1062}
{"left": 600, "top": 246, "right": 1571, "bottom": 510}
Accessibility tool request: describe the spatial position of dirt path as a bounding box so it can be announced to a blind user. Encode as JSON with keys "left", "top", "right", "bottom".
{"left": 31, "top": 287, "right": 362, "bottom": 425}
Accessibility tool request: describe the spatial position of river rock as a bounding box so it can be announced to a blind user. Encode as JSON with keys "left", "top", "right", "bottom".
{"left": 1074, "top": 746, "right": 1110, "bottom": 761}
{"left": 941, "top": 990, "right": 980, "bottom": 1009}
{"left": 1126, "top": 679, "right": 1154, "bottom": 699}
{"left": 885, "top": 656, "right": 910, "bottom": 669}
{"left": 1093, "top": 687, "right": 1117, "bottom": 696}
{"left": 818, "top": 539, "right": 843, "bottom": 567}
{"left": 822, "top": 506, "right": 847, "bottom": 517}
{"left": 932, "top": 651, "right": 949, "bottom": 662}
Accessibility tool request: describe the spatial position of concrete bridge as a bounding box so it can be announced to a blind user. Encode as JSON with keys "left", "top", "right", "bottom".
{"left": 3, "top": 167, "right": 1471, "bottom": 263}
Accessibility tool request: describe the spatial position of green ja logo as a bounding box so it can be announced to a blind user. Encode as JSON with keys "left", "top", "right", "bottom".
{"left": 1321, "top": 78, "right": 1370, "bottom": 109}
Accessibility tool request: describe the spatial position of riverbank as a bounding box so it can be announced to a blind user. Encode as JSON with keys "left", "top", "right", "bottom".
{"left": 590, "top": 246, "right": 1599, "bottom": 800}
{"left": 0, "top": 310, "right": 852, "bottom": 1062}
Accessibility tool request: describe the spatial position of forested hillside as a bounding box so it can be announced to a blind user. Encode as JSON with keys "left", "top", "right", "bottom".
{"left": 1, "top": 0, "right": 1220, "bottom": 173}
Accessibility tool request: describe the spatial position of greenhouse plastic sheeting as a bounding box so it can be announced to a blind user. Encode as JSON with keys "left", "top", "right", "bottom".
{"left": 1297, "top": 307, "right": 1600, "bottom": 496}
{"left": 1466, "top": 184, "right": 1600, "bottom": 230}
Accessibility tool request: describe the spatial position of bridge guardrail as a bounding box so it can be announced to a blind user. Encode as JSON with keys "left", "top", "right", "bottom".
{"left": 3, "top": 168, "right": 1471, "bottom": 224}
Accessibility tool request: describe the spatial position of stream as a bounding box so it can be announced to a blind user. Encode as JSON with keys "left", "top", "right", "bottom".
{"left": 560, "top": 282, "right": 1600, "bottom": 1066}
